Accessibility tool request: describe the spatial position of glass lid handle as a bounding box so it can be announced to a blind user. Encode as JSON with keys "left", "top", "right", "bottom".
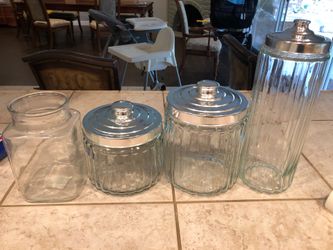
{"left": 110, "top": 101, "right": 134, "bottom": 123}
{"left": 197, "top": 80, "right": 220, "bottom": 99}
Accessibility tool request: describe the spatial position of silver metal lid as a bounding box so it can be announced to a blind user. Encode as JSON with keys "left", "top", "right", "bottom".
{"left": 167, "top": 80, "right": 248, "bottom": 126}
{"left": 265, "top": 19, "right": 331, "bottom": 54}
{"left": 83, "top": 100, "right": 162, "bottom": 148}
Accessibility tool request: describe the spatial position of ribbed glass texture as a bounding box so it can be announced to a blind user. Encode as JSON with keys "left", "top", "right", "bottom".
{"left": 3, "top": 92, "right": 87, "bottom": 202}
{"left": 240, "top": 46, "right": 329, "bottom": 193}
{"left": 84, "top": 137, "right": 161, "bottom": 195}
{"left": 164, "top": 108, "right": 247, "bottom": 196}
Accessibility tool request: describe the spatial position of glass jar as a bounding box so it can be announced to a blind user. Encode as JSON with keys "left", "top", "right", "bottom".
{"left": 82, "top": 100, "right": 162, "bottom": 195}
{"left": 164, "top": 80, "right": 248, "bottom": 195}
{"left": 240, "top": 19, "right": 332, "bottom": 193}
{"left": 3, "top": 92, "right": 87, "bottom": 202}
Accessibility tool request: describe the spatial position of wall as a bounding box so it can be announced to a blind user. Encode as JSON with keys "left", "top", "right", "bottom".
{"left": 152, "top": 0, "right": 168, "bottom": 21}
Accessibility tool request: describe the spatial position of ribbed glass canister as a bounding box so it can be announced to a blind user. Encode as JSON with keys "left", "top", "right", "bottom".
{"left": 240, "top": 19, "right": 332, "bottom": 193}
{"left": 164, "top": 80, "right": 248, "bottom": 195}
{"left": 82, "top": 100, "right": 162, "bottom": 195}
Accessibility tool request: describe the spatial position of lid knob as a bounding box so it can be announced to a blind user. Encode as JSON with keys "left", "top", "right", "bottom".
{"left": 197, "top": 80, "right": 220, "bottom": 99}
{"left": 293, "top": 19, "right": 312, "bottom": 41}
{"left": 110, "top": 101, "right": 134, "bottom": 123}
{"left": 294, "top": 19, "right": 310, "bottom": 32}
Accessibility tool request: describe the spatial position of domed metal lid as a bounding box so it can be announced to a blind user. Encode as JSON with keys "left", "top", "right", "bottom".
{"left": 83, "top": 100, "right": 162, "bottom": 148}
{"left": 265, "top": 19, "right": 331, "bottom": 54}
{"left": 167, "top": 80, "right": 248, "bottom": 126}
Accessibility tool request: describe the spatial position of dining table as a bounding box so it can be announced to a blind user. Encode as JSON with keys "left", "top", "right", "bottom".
{"left": 0, "top": 87, "right": 332, "bottom": 249}
{"left": 12, "top": 0, "right": 154, "bottom": 17}
{"left": 44, "top": 0, "right": 154, "bottom": 17}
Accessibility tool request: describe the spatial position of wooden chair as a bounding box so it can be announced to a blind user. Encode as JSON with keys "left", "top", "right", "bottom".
{"left": 222, "top": 34, "right": 257, "bottom": 90}
{"left": 24, "top": 0, "right": 73, "bottom": 49}
{"left": 9, "top": 0, "right": 29, "bottom": 38}
{"left": 48, "top": 10, "right": 83, "bottom": 36}
{"left": 22, "top": 50, "right": 121, "bottom": 90}
{"left": 175, "top": 0, "right": 222, "bottom": 80}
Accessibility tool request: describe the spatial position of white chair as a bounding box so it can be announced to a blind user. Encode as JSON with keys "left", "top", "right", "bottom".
{"left": 108, "top": 27, "right": 182, "bottom": 90}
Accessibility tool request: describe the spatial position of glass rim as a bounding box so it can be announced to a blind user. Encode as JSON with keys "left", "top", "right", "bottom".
{"left": 7, "top": 91, "right": 68, "bottom": 117}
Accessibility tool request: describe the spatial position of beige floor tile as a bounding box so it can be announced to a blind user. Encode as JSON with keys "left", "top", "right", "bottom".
{"left": 174, "top": 156, "right": 331, "bottom": 201}
{"left": 312, "top": 91, "right": 333, "bottom": 121}
{"left": 0, "top": 123, "right": 7, "bottom": 135}
{"left": 70, "top": 90, "right": 165, "bottom": 120}
{"left": 0, "top": 124, "right": 14, "bottom": 203}
{"left": 4, "top": 177, "right": 173, "bottom": 205}
{"left": 0, "top": 159, "right": 14, "bottom": 203}
{"left": 303, "top": 121, "right": 333, "bottom": 187}
{"left": 0, "top": 204, "right": 177, "bottom": 250}
{"left": 177, "top": 200, "right": 333, "bottom": 250}
{"left": 0, "top": 90, "right": 73, "bottom": 123}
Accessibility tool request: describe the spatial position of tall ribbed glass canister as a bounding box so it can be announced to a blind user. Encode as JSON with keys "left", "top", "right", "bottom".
{"left": 240, "top": 19, "right": 331, "bottom": 193}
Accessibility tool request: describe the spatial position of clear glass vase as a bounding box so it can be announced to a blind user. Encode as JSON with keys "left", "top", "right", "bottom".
{"left": 3, "top": 92, "right": 87, "bottom": 202}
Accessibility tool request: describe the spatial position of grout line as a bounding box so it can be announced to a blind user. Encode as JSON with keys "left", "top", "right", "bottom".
{"left": 1, "top": 197, "right": 326, "bottom": 208}
{"left": 0, "top": 181, "right": 15, "bottom": 206}
{"left": 68, "top": 91, "right": 75, "bottom": 101}
{"left": 302, "top": 153, "right": 333, "bottom": 189}
{"left": 1, "top": 201, "right": 174, "bottom": 208}
{"left": 172, "top": 185, "right": 183, "bottom": 250}
{"left": 175, "top": 197, "right": 326, "bottom": 204}
{"left": 311, "top": 119, "right": 333, "bottom": 122}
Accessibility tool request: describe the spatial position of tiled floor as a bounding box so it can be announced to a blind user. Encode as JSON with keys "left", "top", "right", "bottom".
{"left": 0, "top": 204, "right": 178, "bottom": 249}
{"left": 0, "top": 90, "right": 333, "bottom": 249}
{"left": 177, "top": 200, "right": 332, "bottom": 250}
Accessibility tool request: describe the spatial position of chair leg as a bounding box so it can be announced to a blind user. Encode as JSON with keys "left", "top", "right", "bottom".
{"left": 77, "top": 12, "right": 83, "bottom": 35}
{"left": 175, "top": 66, "right": 182, "bottom": 86}
{"left": 32, "top": 27, "right": 38, "bottom": 47}
{"left": 121, "top": 62, "right": 128, "bottom": 87}
{"left": 214, "top": 52, "right": 220, "bottom": 80}
{"left": 102, "top": 35, "right": 112, "bottom": 57}
{"left": 180, "top": 49, "right": 187, "bottom": 73}
{"left": 90, "top": 28, "right": 94, "bottom": 40}
{"left": 154, "top": 71, "right": 159, "bottom": 88}
{"left": 96, "top": 29, "right": 101, "bottom": 54}
{"left": 16, "top": 19, "right": 21, "bottom": 38}
{"left": 70, "top": 21, "right": 75, "bottom": 42}
{"left": 26, "top": 17, "right": 31, "bottom": 36}
{"left": 70, "top": 26, "right": 74, "bottom": 44}
{"left": 144, "top": 71, "right": 149, "bottom": 91}
{"left": 149, "top": 71, "right": 155, "bottom": 84}
{"left": 48, "top": 31, "right": 54, "bottom": 49}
